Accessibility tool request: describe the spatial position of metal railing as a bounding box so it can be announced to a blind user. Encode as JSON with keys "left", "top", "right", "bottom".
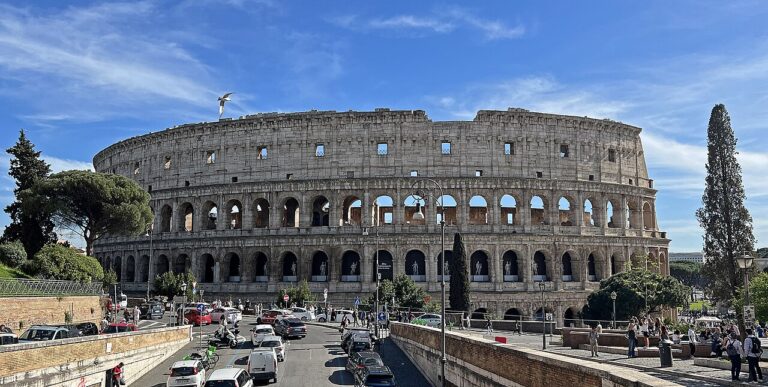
{"left": 0, "top": 278, "right": 102, "bottom": 297}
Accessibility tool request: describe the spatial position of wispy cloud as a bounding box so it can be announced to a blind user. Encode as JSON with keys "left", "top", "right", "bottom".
{"left": 368, "top": 15, "right": 454, "bottom": 33}
{"left": 44, "top": 156, "right": 93, "bottom": 172}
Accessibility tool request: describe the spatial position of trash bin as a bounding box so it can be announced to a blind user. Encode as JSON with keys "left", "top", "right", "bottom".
{"left": 659, "top": 339, "right": 673, "bottom": 367}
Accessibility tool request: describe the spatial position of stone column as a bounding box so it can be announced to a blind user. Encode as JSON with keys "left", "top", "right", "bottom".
{"left": 216, "top": 193, "right": 226, "bottom": 231}
{"left": 575, "top": 191, "right": 584, "bottom": 227}
{"left": 362, "top": 192, "right": 372, "bottom": 228}
{"left": 213, "top": 261, "right": 221, "bottom": 283}
{"left": 241, "top": 195, "right": 252, "bottom": 230}
{"left": 269, "top": 196, "right": 281, "bottom": 229}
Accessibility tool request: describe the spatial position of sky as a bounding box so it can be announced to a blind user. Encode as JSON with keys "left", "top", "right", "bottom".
{"left": 0, "top": 0, "right": 767, "bottom": 252}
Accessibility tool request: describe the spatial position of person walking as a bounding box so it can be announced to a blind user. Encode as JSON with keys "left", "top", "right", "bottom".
{"left": 485, "top": 317, "right": 493, "bottom": 335}
{"left": 596, "top": 322, "right": 603, "bottom": 334}
{"left": 465, "top": 313, "right": 472, "bottom": 330}
{"left": 744, "top": 328, "right": 764, "bottom": 382}
{"left": 627, "top": 323, "right": 637, "bottom": 358}
{"left": 589, "top": 325, "right": 600, "bottom": 357}
{"left": 725, "top": 332, "right": 744, "bottom": 381}
{"left": 640, "top": 318, "right": 650, "bottom": 348}
{"left": 111, "top": 362, "right": 125, "bottom": 386}
{"left": 133, "top": 305, "right": 141, "bottom": 325}
{"left": 687, "top": 325, "right": 698, "bottom": 358}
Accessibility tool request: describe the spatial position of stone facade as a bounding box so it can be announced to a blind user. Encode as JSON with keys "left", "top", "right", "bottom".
{"left": 92, "top": 108, "right": 669, "bottom": 326}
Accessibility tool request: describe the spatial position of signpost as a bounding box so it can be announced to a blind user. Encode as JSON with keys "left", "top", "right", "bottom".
{"left": 745, "top": 305, "right": 756, "bottom": 326}
{"left": 323, "top": 288, "right": 328, "bottom": 316}
{"left": 197, "top": 304, "right": 204, "bottom": 348}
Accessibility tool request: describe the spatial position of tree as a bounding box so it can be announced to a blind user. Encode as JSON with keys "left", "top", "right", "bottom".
{"left": 0, "top": 241, "right": 27, "bottom": 268}
{"left": 2, "top": 130, "right": 56, "bottom": 258}
{"left": 747, "top": 273, "right": 768, "bottom": 323}
{"left": 669, "top": 261, "right": 708, "bottom": 289}
{"left": 24, "top": 244, "right": 103, "bottom": 282}
{"left": 153, "top": 271, "right": 196, "bottom": 300}
{"left": 696, "top": 104, "right": 755, "bottom": 304}
{"left": 757, "top": 247, "right": 768, "bottom": 258}
{"left": 102, "top": 269, "right": 118, "bottom": 289}
{"left": 367, "top": 274, "right": 428, "bottom": 309}
{"left": 449, "top": 233, "right": 470, "bottom": 311}
{"left": 24, "top": 170, "right": 153, "bottom": 256}
{"left": 277, "top": 280, "right": 314, "bottom": 307}
{"left": 583, "top": 269, "right": 689, "bottom": 321}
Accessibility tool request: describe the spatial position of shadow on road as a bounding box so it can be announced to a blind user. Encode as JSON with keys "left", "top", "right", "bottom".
{"left": 328, "top": 369, "right": 355, "bottom": 385}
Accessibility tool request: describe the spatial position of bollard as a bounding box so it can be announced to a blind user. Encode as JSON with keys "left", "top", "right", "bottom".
{"left": 495, "top": 336, "right": 507, "bottom": 344}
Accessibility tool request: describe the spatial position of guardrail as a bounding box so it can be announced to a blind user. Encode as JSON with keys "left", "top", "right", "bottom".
{"left": 0, "top": 278, "right": 102, "bottom": 297}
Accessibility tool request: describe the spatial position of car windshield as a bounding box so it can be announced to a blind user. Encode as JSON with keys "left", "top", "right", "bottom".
{"left": 20, "top": 329, "right": 55, "bottom": 340}
{"left": 172, "top": 367, "right": 196, "bottom": 376}
{"left": 255, "top": 329, "right": 272, "bottom": 334}
{"left": 204, "top": 381, "right": 236, "bottom": 387}
{"left": 364, "top": 358, "right": 384, "bottom": 366}
{"left": 288, "top": 321, "right": 305, "bottom": 327}
{"left": 365, "top": 375, "right": 395, "bottom": 386}
{"left": 261, "top": 341, "right": 281, "bottom": 347}
{"left": 103, "top": 326, "right": 131, "bottom": 333}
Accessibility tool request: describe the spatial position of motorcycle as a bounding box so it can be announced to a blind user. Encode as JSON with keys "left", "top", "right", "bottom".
{"left": 209, "top": 323, "right": 247, "bottom": 349}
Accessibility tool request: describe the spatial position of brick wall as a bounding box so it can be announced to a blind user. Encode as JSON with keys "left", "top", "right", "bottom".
{"left": 0, "top": 296, "right": 102, "bottom": 330}
{"left": 390, "top": 322, "right": 680, "bottom": 387}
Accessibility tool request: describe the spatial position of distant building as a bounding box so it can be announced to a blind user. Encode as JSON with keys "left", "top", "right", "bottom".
{"left": 669, "top": 252, "right": 704, "bottom": 264}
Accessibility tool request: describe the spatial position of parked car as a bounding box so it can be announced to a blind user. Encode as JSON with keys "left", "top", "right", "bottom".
{"left": 346, "top": 351, "right": 383, "bottom": 376}
{"left": 412, "top": 313, "right": 442, "bottom": 328}
{"left": 140, "top": 301, "right": 165, "bottom": 319}
{"left": 19, "top": 325, "right": 79, "bottom": 342}
{"left": 251, "top": 324, "right": 276, "bottom": 346}
{"left": 167, "top": 360, "right": 206, "bottom": 387}
{"left": 258, "top": 335, "right": 285, "bottom": 362}
{"left": 317, "top": 309, "right": 354, "bottom": 323}
{"left": 274, "top": 318, "right": 307, "bottom": 339}
{"left": 184, "top": 302, "right": 212, "bottom": 313}
{"left": 75, "top": 322, "right": 100, "bottom": 336}
{"left": 0, "top": 333, "right": 18, "bottom": 346}
{"left": 203, "top": 368, "right": 253, "bottom": 387}
{"left": 210, "top": 307, "right": 242, "bottom": 324}
{"left": 289, "top": 307, "right": 315, "bottom": 321}
{"left": 184, "top": 309, "right": 212, "bottom": 326}
{"left": 101, "top": 323, "right": 138, "bottom": 334}
{"left": 354, "top": 365, "right": 397, "bottom": 387}
{"left": 341, "top": 327, "right": 372, "bottom": 342}
{"left": 247, "top": 347, "right": 278, "bottom": 383}
{"left": 257, "top": 310, "right": 291, "bottom": 325}
{"left": 344, "top": 333, "right": 373, "bottom": 354}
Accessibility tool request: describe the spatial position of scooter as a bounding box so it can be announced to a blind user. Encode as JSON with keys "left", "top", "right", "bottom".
{"left": 209, "top": 323, "right": 247, "bottom": 349}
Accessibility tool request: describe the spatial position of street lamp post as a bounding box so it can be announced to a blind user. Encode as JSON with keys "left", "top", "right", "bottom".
{"left": 539, "top": 281, "right": 546, "bottom": 350}
{"left": 410, "top": 178, "right": 446, "bottom": 387}
{"left": 736, "top": 252, "right": 754, "bottom": 330}
{"left": 146, "top": 222, "right": 154, "bottom": 301}
{"left": 610, "top": 291, "right": 617, "bottom": 329}
{"left": 375, "top": 225, "right": 380, "bottom": 338}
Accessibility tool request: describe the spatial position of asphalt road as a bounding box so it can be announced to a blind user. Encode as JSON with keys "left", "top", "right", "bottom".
{"left": 133, "top": 316, "right": 428, "bottom": 387}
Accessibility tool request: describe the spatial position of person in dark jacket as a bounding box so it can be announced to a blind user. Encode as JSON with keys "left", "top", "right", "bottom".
{"left": 627, "top": 323, "right": 637, "bottom": 358}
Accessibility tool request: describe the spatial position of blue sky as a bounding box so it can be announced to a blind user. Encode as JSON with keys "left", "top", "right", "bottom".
{"left": 0, "top": 0, "right": 767, "bottom": 252}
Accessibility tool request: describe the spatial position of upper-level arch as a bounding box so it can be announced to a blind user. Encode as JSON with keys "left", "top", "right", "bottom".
{"left": 468, "top": 195, "right": 488, "bottom": 225}
{"left": 281, "top": 197, "right": 300, "bottom": 227}
{"left": 500, "top": 194, "right": 519, "bottom": 225}
{"left": 253, "top": 198, "right": 270, "bottom": 228}
{"left": 340, "top": 195, "right": 362, "bottom": 226}
{"left": 311, "top": 196, "right": 330, "bottom": 226}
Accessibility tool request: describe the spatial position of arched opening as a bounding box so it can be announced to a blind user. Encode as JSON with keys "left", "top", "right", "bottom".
{"left": 468, "top": 195, "right": 488, "bottom": 225}
{"left": 564, "top": 307, "right": 579, "bottom": 327}
{"left": 311, "top": 251, "right": 329, "bottom": 281}
{"left": 372, "top": 250, "right": 393, "bottom": 281}
{"left": 610, "top": 254, "right": 617, "bottom": 275}
{"left": 471, "top": 308, "right": 488, "bottom": 320}
{"left": 372, "top": 196, "right": 393, "bottom": 225}
{"left": 607, "top": 200, "right": 617, "bottom": 228}
{"left": 530, "top": 196, "right": 547, "bottom": 225}
{"left": 156, "top": 254, "right": 169, "bottom": 276}
{"left": 253, "top": 198, "right": 270, "bottom": 228}
{"left": 436, "top": 195, "right": 457, "bottom": 225}
{"left": 201, "top": 254, "right": 215, "bottom": 283}
{"left": 643, "top": 202, "right": 654, "bottom": 230}
{"left": 179, "top": 202, "right": 194, "bottom": 232}
{"left": 341, "top": 251, "right": 361, "bottom": 282}
{"left": 282, "top": 252, "right": 298, "bottom": 282}
{"left": 160, "top": 205, "right": 172, "bottom": 232}
{"left": 340, "top": 196, "right": 362, "bottom": 226}
{"left": 561, "top": 252, "right": 573, "bottom": 282}
{"left": 583, "top": 199, "right": 596, "bottom": 226}
{"left": 113, "top": 257, "right": 122, "bottom": 282}
{"left": 470, "top": 251, "right": 489, "bottom": 282}
{"left": 627, "top": 201, "right": 641, "bottom": 229}
{"left": 226, "top": 253, "right": 241, "bottom": 282}
{"left": 437, "top": 250, "right": 453, "bottom": 280}
{"left": 558, "top": 197, "right": 573, "bottom": 226}
{"left": 203, "top": 201, "right": 218, "bottom": 230}
{"left": 533, "top": 251, "right": 547, "bottom": 281}
{"left": 631, "top": 252, "right": 645, "bottom": 270}
{"left": 504, "top": 308, "right": 522, "bottom": 321}
{"left": 125, "top": 256, "right": 135, "bottom": 282}
{"left": 500, "top": 194, "right": 518, "bottom": 225}
{"left": 503, "top": 251, "right": 519, "bottom": 281}
{"left": 253, "top": 252, "right": 269, "bottom": 282}
{"left": 587, "top": 254, "right": 597, "bottom": 281}
{"left": 534, "top": 307, "right": 554, "bottom": 321}
{"left": 139, "top": 255, "right": 149, "bottom": 282}
{"left": 173, "top": 254, "right": 188, "bottom": 274}
{"left": 405, "top": 250, "right": 426, "bottom": 282}
{"left": 226, "top": 200, "right": 242, "bottom": 229}
{"left": 404, "top": 195, "right": 426, "bottom": 225}
{"left": 282, "top": 198, "right": 300, "bottom": 227}
{"left": 311, "top": 196, "right": 330, "bottom": 226}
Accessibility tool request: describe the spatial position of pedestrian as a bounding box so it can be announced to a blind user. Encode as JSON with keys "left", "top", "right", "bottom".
{"left": 757, "top": 323, "right": 765, "bottom": 339}
{"left": 101, "top": 316, "right": 110, "bottom": 332}
{"left": 640, "top": 318, "right": 650, "bottom": 348}
{"left": 626, "top": 322, "right": 637, "bottom": 358}
{"left": 744, "top": 328, "right": 764, "bottom": 382}
{"left": 465, "top": 313, "right": 471, "bottom": 330}
{"left": 589, "top": 325, "right": 600, "bottom": 357}
{"left": 485, "top": 316, "right": 493, "bottom": 335}
{"left": 133, "top": 305, "right": 141, "bottom": 325}
{"left": 725, "top": 332, "right": 744, "bottom": 381}
{"left": 654, "top": 317, "right": 661, "bottom": 337}
{"left": 353, "top": 311, "right": 359, "bottom": 327}
{"left": 660, "top": 325, "right": 669, "bottom": 341}
{"left": 596, "top": 322, "right": 603, "bottom": 334}
{"left": 111, "top": 362, "right": 125, "bottom": 386}
{"left": 710, "top": 328, "right": 722, "bottom": 357}
{"left": 0, "top": 324, "right": 11, "bottom": 333}
{"left": 687, "top": 325, "right": 697, "bottom": 358}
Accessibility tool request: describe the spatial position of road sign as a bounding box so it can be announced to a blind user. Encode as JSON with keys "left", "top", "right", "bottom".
{"left": 354, "top": 297, "right": 361, "bottom": 306}
{"left": 545, "top": 313, "right": 553, "bottom": 322}
{"left": 283, "top": 294, "right": 290, "bottom": 302}
{"left": 196, "top": 304, "right": 204, "bottom": 313}
{"left": 745, "top": 305, "right": 755, "bottom": 324}
{"left": 378, "top": 312, "right": 386, "bottom": 321}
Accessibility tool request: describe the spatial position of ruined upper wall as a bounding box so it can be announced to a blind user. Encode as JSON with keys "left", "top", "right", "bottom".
{"left": 92, "top": 108, "right": 652, "bottom": 192}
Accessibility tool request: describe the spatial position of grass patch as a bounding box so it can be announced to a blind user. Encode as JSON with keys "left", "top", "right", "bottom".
{"left": 689, "top": 301, "right": 712, "bottom": 311}
{"left": 0, "top": 263, "right": 31, "bottom": 279}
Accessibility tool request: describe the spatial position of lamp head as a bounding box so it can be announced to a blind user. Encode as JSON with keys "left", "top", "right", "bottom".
{"left": 610, "top": 291, "right": 617, "bottom": 300}
{"left": 413, "top": 202, "right": 425, "bottom": 221}
{"left": 737, "top": 253, "right": 754, "bottom": 270}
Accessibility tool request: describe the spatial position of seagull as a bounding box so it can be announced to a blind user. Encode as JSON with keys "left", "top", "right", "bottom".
{"left": 218, "top": 92, "right": 233, "bottom": 118}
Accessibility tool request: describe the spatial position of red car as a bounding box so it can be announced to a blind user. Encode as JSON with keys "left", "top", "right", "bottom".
{"left": 101, "top": 323, "right": 137, "bottom": 334}
{"left": 257, "top": 310, "right": 289, "bottom": 325}
{"left": 184, "top": 309, "right": 212, "bottom": 326}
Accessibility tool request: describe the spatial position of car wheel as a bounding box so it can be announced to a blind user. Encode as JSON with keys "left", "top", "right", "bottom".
{"left": 257, "top": 318, "right": 262, "bottom": 324}
{"left": 319, "top": 317, "right": 326, "bottom": 322}
{"left": 229, "top": 340, "right": 237, "bottom": 349}
{"left": 301, "top": 316, "right": 307, "bottom": 321}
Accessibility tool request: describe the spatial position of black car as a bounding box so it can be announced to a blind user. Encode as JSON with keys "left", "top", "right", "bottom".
{"left": 354, "top": 365, "right": 396, "bottom": 387}
{"left": 274, "top": 318, "right": 306, "bottom": 339}
{"left": 346, "top": 351, "right": 383, "bottom": 376}
{"left": 342, "top": 331, "right": 374, "bottom": 353}
{"left": 139, "top": 302, "right": 164, "bottom": 319}
{"left": 75, "top": 322, "right": 99, "bottom": 336}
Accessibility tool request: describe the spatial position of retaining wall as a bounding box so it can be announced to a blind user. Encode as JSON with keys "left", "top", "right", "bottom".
{"left": 0, "top": 296, "right": 102, "bottom": 330}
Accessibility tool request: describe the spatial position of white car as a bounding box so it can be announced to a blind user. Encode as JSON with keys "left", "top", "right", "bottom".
{"left": 166, "top": 360, "right": 205, "bottom": 387}
{"left": 290, "top": 307, "right": 315, "bottom": 321}
{"left": 204, "top": 368, "right": 253, "bottom": 387}
{"left": 316, "top": 309, "right": 354, "bottom": 323}
{"left": 258, "top": 335, "right": 286, "bottom": 362}
{"left": 414, "top": 313, "right": 442, "bottom": 327}
{"left": 210, "top": 307, "right": 242, "bottom": 324}
{"left": 247, "top": 348, "right": 278, "bottom": 383}
{"left": 251, "top": 324, "right": 275, "bottom": 346}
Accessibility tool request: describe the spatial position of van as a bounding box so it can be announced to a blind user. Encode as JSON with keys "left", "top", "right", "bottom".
{"left": 247, "top": 348, "right": 278, "bottom": 383}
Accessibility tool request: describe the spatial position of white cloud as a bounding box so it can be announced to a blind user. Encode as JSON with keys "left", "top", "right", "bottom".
{"left": 43, "top": 156, "right": 93, "bottom": 173}
{"left": 369, "top": 15, "right": 454, "bottom": 33}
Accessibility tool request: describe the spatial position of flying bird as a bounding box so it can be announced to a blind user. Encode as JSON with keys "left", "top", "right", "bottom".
{"left": 218, "top": 92, "right": 233, "bottom": 118}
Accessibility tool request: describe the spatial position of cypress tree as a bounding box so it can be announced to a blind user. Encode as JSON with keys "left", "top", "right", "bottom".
{"left": 2, "top": 130, "right": 57, "bottom": 258}
{"left": 695, "top": 104, "right": 755, "bottom": 303}
{"left": 449, "top": 232, "right": 470, "bottom": 311}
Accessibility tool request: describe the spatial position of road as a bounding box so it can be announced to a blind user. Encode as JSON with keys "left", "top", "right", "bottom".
{"left": 133, "top": 316, "right": 428, "bottom": 386}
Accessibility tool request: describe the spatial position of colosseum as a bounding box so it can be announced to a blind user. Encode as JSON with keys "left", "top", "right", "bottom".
{"left": 93, "top": 108, "right": 669, "bottom": 325}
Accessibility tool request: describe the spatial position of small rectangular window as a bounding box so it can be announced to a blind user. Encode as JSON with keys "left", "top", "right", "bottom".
{"left": 286, "top": 173, "right": 293, "bottom": 180}
{"left": 347, "top": 171, "right": 354, "bottom": 178}
{"left": 164, "top": 156, "right": 171, "bottom": 170}
{"left": 441, "top": 142, "right": 451, "bottom": 155}
{"left": 231, "top": 177, "right": 238, "bottom": 183}
{"left": 315, "top": 144, "right": 325, "bottom": 157}
{"left": 589, "top": 174, "right": 594, "bottom": 181}
{"left": 410, "top": 170, "right": 418, "bottom": 177}
{"left": 384, "top": 213, "right": 393, "bottom": 224}
{"left": 608, "top": 148, "right": 616, "bottom": 162}
{"left": 377, "top": 143, "right": 388, "bottom": 155}
{"left": 504, "top": 142, "right": 514, "bottom": 155}
{"left": 206, "top": 151, "right": 216, "bottom": 164}
{"left": 147, "top": 185, "right": 152, "bottom": 192}
{"left": 560, "top": 144, "right": 569, "bottom": 158}
{"left": 133, "top": 162, "right": 140, "bottom": 175}
{"left": 536, "top": 171, "right": 543, "bottom": 178}
{"left": 475, "top": 170, "right": 483, "bottom": 177}
{"left": 184, "top": 180, "right": 190, "bottom": 187}
{"left": 257, "top": 146, "right": 268, "bottom": 160}
{"left": 629, "top": 178, "right": 633, "bottom": 185}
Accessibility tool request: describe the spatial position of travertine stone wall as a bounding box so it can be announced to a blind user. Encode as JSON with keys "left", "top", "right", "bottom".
{"left": 92, "top": 108, "right": 669, "bottom": 326}
{"left": 0, "top": 296, "right": 101, "bottom": 331}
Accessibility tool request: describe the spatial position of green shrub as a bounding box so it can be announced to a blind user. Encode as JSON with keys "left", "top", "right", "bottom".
{"left": 0, "top": 241, "right": 27, "bottom": 268}
{"left": 27, "top": 244, "right": 103, "bottom": 282}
